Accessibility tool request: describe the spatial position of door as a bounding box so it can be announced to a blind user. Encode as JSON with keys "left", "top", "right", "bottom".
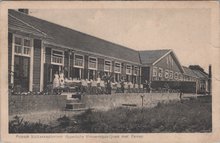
{"left": 14, "top": 55, "right": 30, "bottom": 92}
{"left": 73, "top": 68, "right": 80, "bottom": 79}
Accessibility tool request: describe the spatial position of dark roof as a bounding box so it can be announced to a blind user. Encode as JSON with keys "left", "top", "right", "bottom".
{"left": 182, "top": 66, "right": 198, "bottom": 77}
{"left": 9, "top": 10, "right": 140, "bottom": 64}
{"left": 8, "top": 14, "right": 46, "bottom": 37}
{"left": 192, "top": 70, "right": 208, "bottom": 79}
{"left": 139, "top": 49, "right": 170, "bottom": 65}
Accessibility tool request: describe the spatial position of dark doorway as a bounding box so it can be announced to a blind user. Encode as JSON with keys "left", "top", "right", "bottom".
{"left": 73, "top": 68, "right": 80, "bottom": 79}
{"left": 14, "top": 55, "right": 30, "bottom": 92}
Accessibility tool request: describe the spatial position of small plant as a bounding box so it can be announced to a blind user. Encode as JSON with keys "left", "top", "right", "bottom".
{"left": 57, "top": 115, "right": 71, "bottom": 127}
{"left": 9, "top": 115, "right": 51, "bottom": 133}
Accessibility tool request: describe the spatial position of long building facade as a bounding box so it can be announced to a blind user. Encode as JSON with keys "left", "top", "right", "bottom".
{"left": 8, "top": 9, "right": 210, "bottom": 94}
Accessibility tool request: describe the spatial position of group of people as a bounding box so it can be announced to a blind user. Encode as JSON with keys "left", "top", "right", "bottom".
{"left": 53, "top": 71, "right": 65, "bottom": 88}
{"left": 52, "top": 72, "right": 147, "bottom": 94}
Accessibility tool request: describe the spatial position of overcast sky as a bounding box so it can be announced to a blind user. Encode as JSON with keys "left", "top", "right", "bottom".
{"left": 29, "top": 8, "right": 211, "bottom": 71}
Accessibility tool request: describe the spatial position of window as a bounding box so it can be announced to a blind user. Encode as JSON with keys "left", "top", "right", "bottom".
{"left": 165, "top": 70, "right": 169, "bottom": 79}
{"left": 114, "top": 62, "right": 121, "bottom": 73}
{"left": 23, "top": 39, "right": 31, "bottom": 55}
{"left": 51, "top": 50, "right": 64, "bottom": 65}
{"left": 169, "top": 71, "right": 173, "bottom": 79}
{"left": 158, "top": 68, "right": 163, "bottom": 77}
{"left": 134, "top": 66, "right": 139, "bottom": 75}
{"left": 14, "top": 36, "right": 32, "bottom": 56}
{"left": 153, "top": 67, "right": 157, "bottom": 77}
{"left": 126, "top": 64, "right": 132, "bottom": 75}
{"left": 74, "top": 54, "right": 84, "bottom": 68}
{"left": 104, "top": 60, "right": 112, "bottom": 72}
{"left": 174, "top": 72, "right": 178, "bottom": 80}
{"left": 88, "top": 57, "right": 97, "bottom": 70}
{"left": 179, "top": 73, "right": 183, "bottom": 81}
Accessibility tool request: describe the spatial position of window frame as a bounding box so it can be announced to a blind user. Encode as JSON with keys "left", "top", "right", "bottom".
{"left": 158, "top": 67, "right": 163, "bottom": 77}
{"left": 88, "top": 56, "right": 97, "bottom": 70}
{"left": 51, "top": 49, "right": 64, "bottom": 66}
{"left": 153, "top": 67, "right": 158, "bottom": 77}
{"left": 74, "top": 54, "right": 84, "bottom": 68}
{"left": 169, "top": 71, "right": 173, "bottom": 79}
{"left": 174, "top": 72, "right": 180, "bottom": 80}
{"left": 179, "top": 73, "right": 183, "bottom": 81}
{"left": 133, "top": 66, "right": 139, "bottom": 76}
{"left": 104, "top": 60, "right": 112, "bottom": 72}
{"left": 165, "top": 69, "right": 169, "bottom": 79}
{"left": 126, "top": 64, "right": 132, "bottom": 75}
{"left": 114, "top": 62, "right": 121, "bottom": 73}
{"left": 13, "top": 35, "right": 32, "bottom": 57}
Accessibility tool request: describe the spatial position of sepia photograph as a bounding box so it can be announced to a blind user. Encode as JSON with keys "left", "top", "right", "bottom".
{"left": 1, "top": 1, "right": 220, "bottom": 143}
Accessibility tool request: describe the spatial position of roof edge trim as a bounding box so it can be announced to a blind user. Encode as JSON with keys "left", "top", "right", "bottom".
{"left": 44, "top": 41, "right": 141, "bottom": 66}
{"left": 152, "top": 50, "right": 172, "bottom": 65}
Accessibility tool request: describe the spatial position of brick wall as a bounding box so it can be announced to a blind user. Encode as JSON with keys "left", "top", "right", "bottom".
{"left": 9, "top": 95, "right": 67, "bottom": 115}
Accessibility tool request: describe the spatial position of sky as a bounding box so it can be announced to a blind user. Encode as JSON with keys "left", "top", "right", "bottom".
{"left": 29, "top": 8, "right": 211, "bottom": 71}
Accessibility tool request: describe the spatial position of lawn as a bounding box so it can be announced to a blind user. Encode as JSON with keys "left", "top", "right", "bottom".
{"left": 9, "top": 96, "right": 211, "bottom": 133}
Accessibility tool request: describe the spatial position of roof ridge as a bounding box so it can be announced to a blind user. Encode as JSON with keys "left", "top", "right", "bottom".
{"left": 139, "top": 49, "right": 171, "bottom": 52}
{"left": 9, "top": 9, "right": 138, "bottom": 53}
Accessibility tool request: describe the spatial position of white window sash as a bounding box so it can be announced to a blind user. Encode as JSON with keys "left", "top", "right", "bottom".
{"left": 88, "top": 57, "right": 97, "bottom": 70}
{"left": 133, "top": 66, "right": 139, "bottom": 75}
{"left": 114, "top": 62, "right": 121, "bottom": 73}
{"left": 51, "top": 49, "right": 64, "bottom": 65}
{"left": 165, "top": 70, "right": 169, "bottom": 79}
{"left": 126, "top": 64, "right": 132, "bottom": 75}
{"left": 74, "top": 54, "right": 84, "bottom": 68}
{"left": 104, "top": 60, "right": 112, "bottom": 72}
{"left": 14, "top": 35, "right": 32, "bottom": 57}
{"left": 153, "top": 67, "right": 157, "bottom": 77}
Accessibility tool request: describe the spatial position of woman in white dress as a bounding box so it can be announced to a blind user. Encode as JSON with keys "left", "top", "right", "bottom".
{"left": 53, "top": 72, "right": 60, "bottom": 88}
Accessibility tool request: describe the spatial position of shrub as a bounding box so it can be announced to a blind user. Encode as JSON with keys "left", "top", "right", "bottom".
{"left": 9, "top": 115, "right": 52, "bottom": 133}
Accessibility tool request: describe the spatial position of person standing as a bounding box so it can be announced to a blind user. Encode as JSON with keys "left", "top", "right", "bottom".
{"left": 120, "top": 78, "right": 125, "bottom": 93}
{"left": 53, "top": 71, "right": 60, "bottom": 88}
{"left": 144, "top": 80, "right": 148, "bottom": 93}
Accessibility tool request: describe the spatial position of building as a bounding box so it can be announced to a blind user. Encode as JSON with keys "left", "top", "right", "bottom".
{"left": 8, "top": 9, "right": 210, "bottom": 94}
{"left": 182, "top": 66, "right": 209, "bottom": 94}
{"left": 140, "top": 49, "right": 184, "bottom": 82}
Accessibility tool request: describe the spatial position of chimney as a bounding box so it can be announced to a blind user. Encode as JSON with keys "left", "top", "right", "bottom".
{"left": 18, "top": 9, "right": 29, "bottom": 14}
{"left": 208, "top": 65, "right": 212, "bottom": 78}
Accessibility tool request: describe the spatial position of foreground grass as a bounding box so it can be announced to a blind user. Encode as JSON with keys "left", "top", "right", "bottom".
{"left": 9, "top": 96, "right": 211, "bottom": 133}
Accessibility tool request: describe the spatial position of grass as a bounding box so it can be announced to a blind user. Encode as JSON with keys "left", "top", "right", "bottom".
{"left": 9, "top": 96, "right": 211, "bottom": 133}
